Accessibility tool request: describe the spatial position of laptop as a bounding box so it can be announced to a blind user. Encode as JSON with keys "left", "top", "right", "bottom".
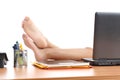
{"left": 82, "top": 12, "right": 120, "bottom": 66}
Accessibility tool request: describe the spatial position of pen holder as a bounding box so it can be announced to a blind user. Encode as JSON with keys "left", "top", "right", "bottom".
{"left": 14, "top": 50, "right": 28, "bottom": 67}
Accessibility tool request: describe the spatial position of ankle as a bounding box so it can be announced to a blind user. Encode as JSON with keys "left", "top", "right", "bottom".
{"left": 42, "top": 48, "right": 55, "bottom": 59}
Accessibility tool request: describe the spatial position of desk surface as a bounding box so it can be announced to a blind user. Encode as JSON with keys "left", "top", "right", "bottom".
{"left": 1, "top": 63, "right": 120, "bottom": 80}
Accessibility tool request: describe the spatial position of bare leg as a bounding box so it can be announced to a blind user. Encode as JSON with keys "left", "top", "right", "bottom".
{"left": 23, "top": 34, "right": 92, "bottom": 61}
{"left": 22, "top": 17, "right": 58, "bottom": 48}
{"left": 45, "top": 48, "right": 93, "bottom": 60}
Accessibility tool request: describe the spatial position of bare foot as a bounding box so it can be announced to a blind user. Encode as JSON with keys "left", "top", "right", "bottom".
{"left": 22, "top": 17, "right": 48, "bottom": 48}
{"left": 22, "top": 34, "right": 47, "bottom": 61}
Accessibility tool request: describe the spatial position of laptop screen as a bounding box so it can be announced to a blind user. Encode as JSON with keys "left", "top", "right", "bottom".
{"left": 93, "top": 12, "right": 120, "bottom": 60}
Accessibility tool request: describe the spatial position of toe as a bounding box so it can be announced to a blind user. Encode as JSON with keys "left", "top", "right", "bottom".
{"left": 24, "top": 16, "right": 30, "bottom": 21}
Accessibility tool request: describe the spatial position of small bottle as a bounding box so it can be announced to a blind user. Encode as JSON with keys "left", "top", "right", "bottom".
{"left": 23, "top": 50, "right": 28, "bottom": 66}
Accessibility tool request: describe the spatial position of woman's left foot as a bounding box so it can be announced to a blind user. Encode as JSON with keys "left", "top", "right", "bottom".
{"left": 22, "top": 17, "right": 48, "bottom": 48}
{"left": 22, "top": 34, "right": 47, "bottom": 61}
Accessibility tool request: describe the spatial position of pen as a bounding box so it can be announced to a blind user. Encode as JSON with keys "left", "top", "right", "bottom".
{"left": 13, "top": 44, "right": 17, "bottom": 67}
{"left": 16, "top": 41, "right": 24, "bottom": 66}
{"left": 13, "top": 41, "right": 22, "bottom": 67}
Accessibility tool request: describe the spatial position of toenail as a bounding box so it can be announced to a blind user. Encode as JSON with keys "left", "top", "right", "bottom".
{"left": 24, "top": 17, "right": 29, "bottom": 21}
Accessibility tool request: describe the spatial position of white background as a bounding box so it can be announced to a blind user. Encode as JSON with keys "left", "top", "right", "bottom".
{"left": 0, "top": 0, "right": 120, "bottom": 63}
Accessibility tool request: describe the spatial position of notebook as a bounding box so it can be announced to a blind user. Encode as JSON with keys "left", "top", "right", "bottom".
{"left": 33, "top": 59, "right": 92, "bottom": 69}
{"left": 82, "top": 12, "right": 120, "bottom": 66}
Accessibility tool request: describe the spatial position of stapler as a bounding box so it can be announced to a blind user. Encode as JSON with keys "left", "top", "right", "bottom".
{"left": 0, "top": 52, "right": 8, "bottom": 68}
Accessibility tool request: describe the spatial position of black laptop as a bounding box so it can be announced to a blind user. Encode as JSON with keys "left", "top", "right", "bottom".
{"left": 82, "top": 12, "right": 120, "bottom": 66}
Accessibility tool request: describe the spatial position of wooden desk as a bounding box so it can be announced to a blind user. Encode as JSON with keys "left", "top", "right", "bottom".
{"left": 1, "top": 63, "right": 120, "bottom": 80}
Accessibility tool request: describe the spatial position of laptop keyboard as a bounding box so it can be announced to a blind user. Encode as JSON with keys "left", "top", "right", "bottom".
{"left": 90, "top": 59, "right": 120, "bottom": 66}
